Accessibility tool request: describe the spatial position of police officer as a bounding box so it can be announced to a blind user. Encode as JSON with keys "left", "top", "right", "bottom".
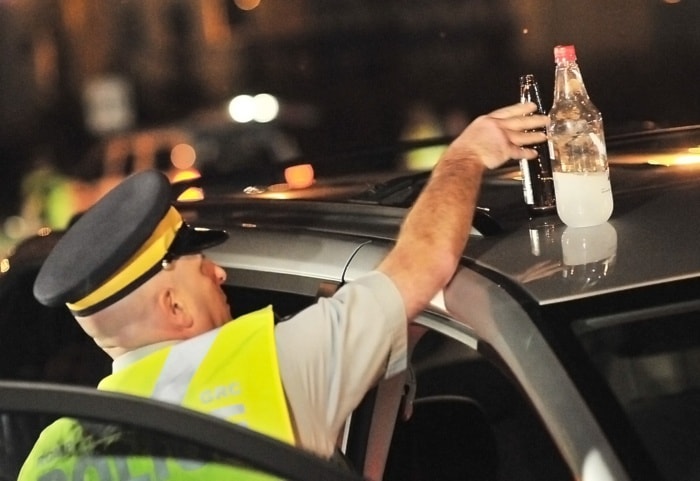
{"left": 20, "top": 102, "right": 547, "bottom": 479}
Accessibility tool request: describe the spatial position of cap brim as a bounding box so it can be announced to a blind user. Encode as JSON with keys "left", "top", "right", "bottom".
{"left": 168, "top": 223, "right": 229, "bottom": 257}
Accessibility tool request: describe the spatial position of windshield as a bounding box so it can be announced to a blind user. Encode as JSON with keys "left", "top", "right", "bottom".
{"left": 573, "top": 307, "right": 700, "bottom": 481}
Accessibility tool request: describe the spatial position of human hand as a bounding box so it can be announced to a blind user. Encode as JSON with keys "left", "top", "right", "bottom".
{"left": 444, "top": 102, "right": 548, "bottom": 170}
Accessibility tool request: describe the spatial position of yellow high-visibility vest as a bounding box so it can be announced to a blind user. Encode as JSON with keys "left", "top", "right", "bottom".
{"left": 99, "top": 305, "right": 294, "bottom": 444}
{"left": 19, "top": 306, "right": 293, "bottom": 480}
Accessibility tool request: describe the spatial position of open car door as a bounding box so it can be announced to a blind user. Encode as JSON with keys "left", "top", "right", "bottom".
{"left": 0, "top": 381, "right": 365, "bottom": 481}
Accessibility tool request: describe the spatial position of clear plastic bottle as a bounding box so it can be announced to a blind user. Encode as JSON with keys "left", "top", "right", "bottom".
{"left": 548, "top": 45, "right": 613, "bottom": 227}
{"left": 519, "top": 74, "right": 556, "bottom": 218}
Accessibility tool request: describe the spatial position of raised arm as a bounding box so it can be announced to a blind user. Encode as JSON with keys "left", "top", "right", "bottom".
{"left": 377, "top": 102, "right": 548, "bottom": 319}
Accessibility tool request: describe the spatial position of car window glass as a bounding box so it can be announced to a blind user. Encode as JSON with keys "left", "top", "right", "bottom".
{"left": 574, "top": 308, "right": 700, "bottom": 481}
{"left": 384, "top": 329, "right": 573, "bottom": 481}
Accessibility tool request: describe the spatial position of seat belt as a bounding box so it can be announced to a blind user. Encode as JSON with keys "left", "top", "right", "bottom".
{"left": 361, "top": 369, "right": 409, "bottom": 481}
{"left": 358, "top": 327, "right": 424, "bottom": 481}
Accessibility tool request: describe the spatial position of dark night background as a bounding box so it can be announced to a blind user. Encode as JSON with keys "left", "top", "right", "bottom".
{"left": 1, "top": 0, "right": 700, "bottom": 253}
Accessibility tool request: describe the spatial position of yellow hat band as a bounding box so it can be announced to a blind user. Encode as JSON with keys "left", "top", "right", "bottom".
{"left": 67, "top": 207, "right": 183, "bottom": 314}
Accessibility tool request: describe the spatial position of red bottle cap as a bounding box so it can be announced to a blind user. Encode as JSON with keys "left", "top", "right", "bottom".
{"left": 554, "top": 45, "right": 577, "bottom": 63}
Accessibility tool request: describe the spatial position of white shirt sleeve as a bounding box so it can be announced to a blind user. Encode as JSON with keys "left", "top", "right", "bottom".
{"left": 274, "top": 271, "right": 407, "bottom": 458}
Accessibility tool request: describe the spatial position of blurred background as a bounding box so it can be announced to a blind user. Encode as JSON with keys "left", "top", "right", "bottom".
{"left": 1, "top": 0, "right": 699, "bottom": 255}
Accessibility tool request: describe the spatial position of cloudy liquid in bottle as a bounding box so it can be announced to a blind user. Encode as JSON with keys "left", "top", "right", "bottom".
{"left": 552, "top": 170, "right": 613, "bottom": 227}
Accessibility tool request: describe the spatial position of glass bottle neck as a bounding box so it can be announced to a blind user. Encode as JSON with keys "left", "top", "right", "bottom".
{"left": 521, "top": 83, "right": 545, "bottom": 114}
{"left": 553, "top": 61, "right": 590, "bottom": 100}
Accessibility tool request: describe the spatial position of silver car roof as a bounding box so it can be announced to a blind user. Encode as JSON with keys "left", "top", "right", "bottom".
{"left": 181, "top": 126, "right": 700, "bottom": 308}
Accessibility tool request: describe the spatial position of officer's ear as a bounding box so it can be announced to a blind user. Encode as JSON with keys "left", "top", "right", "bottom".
{"left": 160, "top": 288, "right": 194, "bottom": 329}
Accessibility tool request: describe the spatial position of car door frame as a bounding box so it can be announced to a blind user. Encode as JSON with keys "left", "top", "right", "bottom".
{"left": 0, "top": 380, "right": 365, "bottom": 481}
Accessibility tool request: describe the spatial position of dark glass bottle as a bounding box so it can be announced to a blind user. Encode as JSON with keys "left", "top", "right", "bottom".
{"left": 519, "top": 74, "right": 556, "bottom": 217}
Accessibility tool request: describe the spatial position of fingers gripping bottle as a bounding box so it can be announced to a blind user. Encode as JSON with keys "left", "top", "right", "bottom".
{"left": 548, "top": 45, "right": 613, "bottom": 227}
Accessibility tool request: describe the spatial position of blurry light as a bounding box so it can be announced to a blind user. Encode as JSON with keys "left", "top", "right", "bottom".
{"left": 669, "top": 155, "right": 700, "bottom": 165}
{"left": 172, "top": 168, "right": 201, "bottom": 182}
{"left": 228, "top": 93, "right": 279, "bottom": 123}
{"left": 1, "top": 258, "right": 9, "bottom": 274}
{"left": 646, "top": 151, "right": 700, "bottom": 166}
{"left": 263, "top": 183, "right": 296, "bottom": 199}
{"left": 171, "top": 143, "right": 197, "bottom": 169}
{"left": 177, "top": 187, "right": 205, "bottom": 202}
{"left": 228, "top": 95, "right": 255, "bottom": 123}
{"left": 268, "top": 183, "right": 290, "bottom": 192}
{"left": 37, "top": 227, "right": 52, "bottom": 237}
{"left": 285, "top": 164, "right": 315, "bottom": 189}
{"left": 235, "top": 0, "right": 261, "bottom": 10}
{"left": 244, "top": 185, "right": 266, "bottom": 195}
{"left": 522, "top": 28, "right": 530, "bottom": 35}
{"left": 253, "top": 94, "right": 279, "bottom": 123}
{"left": 3, "top": 216, "right": 27, "bottom": 240}
{"left": 265, "top": 192, "right": 295, "bottom": 200}
{"left": 172, "top": 167, "right": 203, "bottom": 201}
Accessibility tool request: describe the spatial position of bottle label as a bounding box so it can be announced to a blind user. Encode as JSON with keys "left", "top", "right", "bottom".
{"left": 548, "top": 141, "right": 556, "bottom": 163}
{"left": 519, "top": 158, "right": 534, "bottom": 205}
{"left": 548, "top": 127, "right": 608, "bottom": 173}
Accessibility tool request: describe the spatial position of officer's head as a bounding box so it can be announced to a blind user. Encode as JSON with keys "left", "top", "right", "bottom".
{"left": 33, "top": 170, "right": 231, "bottom": 355}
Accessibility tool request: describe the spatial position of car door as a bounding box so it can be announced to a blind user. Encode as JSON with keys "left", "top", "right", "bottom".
{"left": 0, "top": 381, "right": 365, "bottom": 481}
{"left": 345, "top": 240, "right": 578, "bottom": 481}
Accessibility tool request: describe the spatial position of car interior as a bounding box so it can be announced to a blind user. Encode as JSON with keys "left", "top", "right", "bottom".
{"left": 576, "top": 310, "right": 700, "bottom": 481}
{"left": 383, "top": 329, "right": 572, "bottom": 481}
{"left": 221, "top": 284, "right": 574, "bottom": 480}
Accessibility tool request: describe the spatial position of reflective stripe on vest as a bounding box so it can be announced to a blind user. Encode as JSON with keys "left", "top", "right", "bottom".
{"left": 98, "top": 306, "right": 294, "bottom": 444}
